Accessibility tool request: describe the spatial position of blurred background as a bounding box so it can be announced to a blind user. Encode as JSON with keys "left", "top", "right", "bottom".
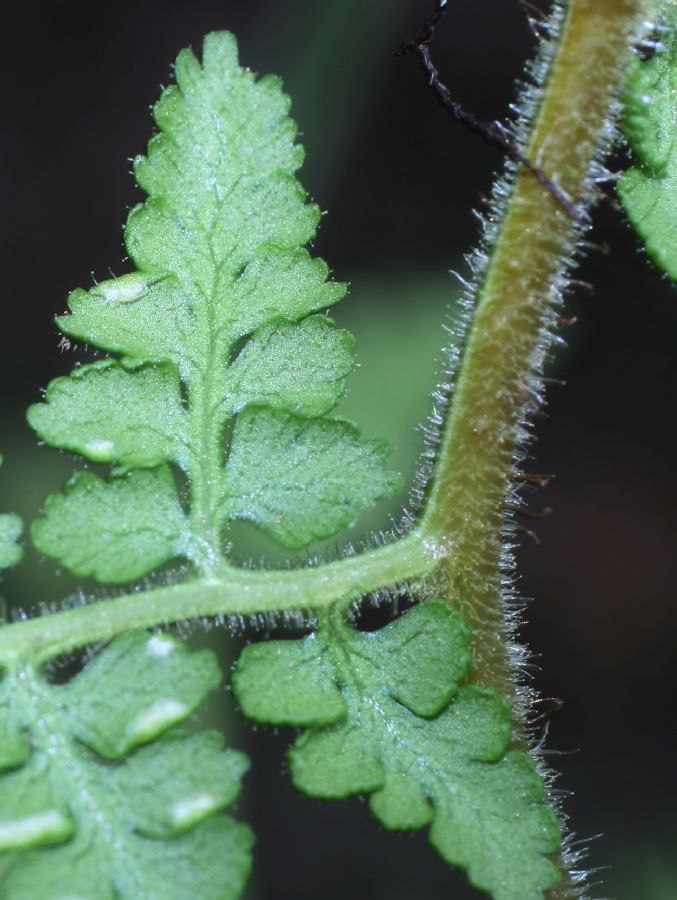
{"left": 1, "top": 1, "right": 676, "bottom": 897}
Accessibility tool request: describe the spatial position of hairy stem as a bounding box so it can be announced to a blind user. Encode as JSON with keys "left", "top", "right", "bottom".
{"left": 421, "top": 0, "right": 647, "bottom": 712}
{"left": 0, "top": 533, "right": 434, "bottom": 665}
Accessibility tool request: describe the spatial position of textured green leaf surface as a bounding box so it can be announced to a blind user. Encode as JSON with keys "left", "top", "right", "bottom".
{"left": 224, "top": 409, "right": 400, "bottom": 548}
{"left": 30, "top": 360, "right": 187, "bottom": 470}
{"left": 0, "top": 457, "right": 22, "bottom": 571}
{"left": 223, "top": 316, "right": 354, "bottom": 418}
{"left": 29, "top": 31, "right": 399, "bottom": 581}
{"left": 0, "top": 632, "right": 252, "bottom": 898}
{"left": 31, "top": 468, "right": 188, "bottom": 583}
{"left": 234, "top": 601, "right": 561, "bottom": 899}
{"left": 619, "top": 10, "right": 677, "bottom": 278}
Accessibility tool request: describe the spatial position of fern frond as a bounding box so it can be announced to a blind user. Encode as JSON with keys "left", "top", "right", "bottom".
{"left": 619, "top": 1, "right": 677, "bottom": 278}
{"left": 0, "top": 632, "right": 252, "bottom": 898}
{"left": 233, "top": 601, "right": 561, "bottom": 899}
{"left": 28, "top": 32, "right": 400, "bottom": 582}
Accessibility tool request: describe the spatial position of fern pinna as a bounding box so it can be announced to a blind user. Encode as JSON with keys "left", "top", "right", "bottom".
{"left": 0, "top": 1, "right": 657, "bottom": 897}
{"left": 28, "top": 32, "right": 398, "bottom": 578}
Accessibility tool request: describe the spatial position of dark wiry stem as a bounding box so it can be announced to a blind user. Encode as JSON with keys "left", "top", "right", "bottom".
{"left": 397, "top": 0, "right": 579, "bottom": 219}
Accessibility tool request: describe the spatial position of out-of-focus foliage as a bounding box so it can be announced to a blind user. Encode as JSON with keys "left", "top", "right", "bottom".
{"left": 0, "top": 457, "right": 21, "bottom": 572}
{"left": 619, "top": 4, "right": 677, "bottom": 278}
{"left": 0, "top": 632, "right": 252, "bottom": 899}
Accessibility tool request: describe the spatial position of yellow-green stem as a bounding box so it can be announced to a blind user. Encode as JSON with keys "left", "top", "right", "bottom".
{"left": 421, "top": 0, "right": 648, "bottom": 714}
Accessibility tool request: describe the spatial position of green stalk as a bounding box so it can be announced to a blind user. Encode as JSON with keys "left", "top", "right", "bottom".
{"left": 417, "top": 4, "right": 650, "bottom": 894}
{"left": 421, "top": 0, "right": 649, "bottom": 712}
{"left": 0, "top": 533, "right": 433, "bottom": 664}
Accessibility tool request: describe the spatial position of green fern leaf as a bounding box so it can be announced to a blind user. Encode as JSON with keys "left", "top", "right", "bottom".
{"left": 233, "top": 601, "right": 561, "bottom": 900}
{"left": 223, "top": 410, "right": 395, "bottom": 549}
{"left": 0, "top": 632, "right": 252, "bottom": 899}
{"left": 0, "top": 457, "right": 22, "bottom": 571}
{"left": 619, "top": 6, "right": 677, "bottom": 278}
{"left": 28, "top": 31, "right": 400, "bottom": 581}
{"left": 31, "top": 468, "right": 188, "bottom": 582}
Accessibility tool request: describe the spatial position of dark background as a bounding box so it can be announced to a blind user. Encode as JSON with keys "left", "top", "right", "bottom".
{"left": 1, "top": 1, "right": 675, "bottom": 897}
